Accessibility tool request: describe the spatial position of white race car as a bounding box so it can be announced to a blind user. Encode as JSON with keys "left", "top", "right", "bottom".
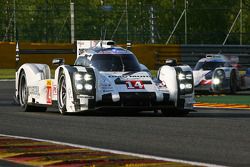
{"left": 193, "top": 54, "right": 250, "bottom": 93}
{"left": 15, "top": 40, "right": 195, "bottom": 116}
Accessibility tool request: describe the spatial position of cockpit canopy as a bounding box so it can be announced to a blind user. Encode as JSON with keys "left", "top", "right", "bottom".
{"left": 194, "top": 59, "right": 231, "bottom": 71}
{"left": 75, "top": 53, "right": 141, "bottom": 72}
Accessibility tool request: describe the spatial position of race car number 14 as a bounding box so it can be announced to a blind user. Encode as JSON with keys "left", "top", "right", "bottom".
{"left": 126, "top": 81, "right": 144, "bottom": 89}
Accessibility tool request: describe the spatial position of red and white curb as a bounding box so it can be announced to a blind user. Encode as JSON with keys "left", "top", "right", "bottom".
{"left": 0, "top": 134, "right": 225, "bottom": 167}
{"left": 194, "top": 102, "right": 250, "bottom": 110}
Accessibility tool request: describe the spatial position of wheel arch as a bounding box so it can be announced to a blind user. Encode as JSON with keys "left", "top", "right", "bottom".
{"left": 16, "top": 63, "right": 51, "bottom": 101}
{"left": 55, "top": 65, "right": 79, "bottom": 113}
{"left": 157, "top": 64, "right": 194, "bottom": 107}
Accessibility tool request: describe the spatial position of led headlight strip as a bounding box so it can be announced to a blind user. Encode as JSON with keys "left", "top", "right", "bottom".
{"left": 175, "top": 67, "right": 194, "bottom": 95}
{"left": 73, "top": 68, "right": 95, "bottom": 95}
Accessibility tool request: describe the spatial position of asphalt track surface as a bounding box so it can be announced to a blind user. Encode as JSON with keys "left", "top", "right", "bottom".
{"left": 0, "top": 81, "right": 250, "bottom": 167}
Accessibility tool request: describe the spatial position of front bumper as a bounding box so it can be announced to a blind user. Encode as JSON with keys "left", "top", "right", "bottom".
{"left": 95, "top": 92, "right": 173, "bottom": 110}
{"left": 74, "top": 92, "right": 177, "bottom": 111}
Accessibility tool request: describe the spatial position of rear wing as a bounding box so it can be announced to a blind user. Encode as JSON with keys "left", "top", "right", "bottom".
{"left": 76, "top": 40, "right": 115, "bottom": 58}
{"left": 206, "top": 54, "right": 239, "bottom": 64}
{"left": 76, "top": 40, "right": 98, "bottom": 56}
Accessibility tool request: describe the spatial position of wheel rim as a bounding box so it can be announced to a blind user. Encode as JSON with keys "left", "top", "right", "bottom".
{"left": 20, "top": 76, "right": 27, "bottom": 106}
{"left": 59, "top": 76, "right": 66, "bottom": 108}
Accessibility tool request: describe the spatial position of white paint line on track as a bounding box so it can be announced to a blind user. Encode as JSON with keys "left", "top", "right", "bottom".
{"left": 0, "top": 79, "right": 15, "bottom": 82}
{"left": 0, "top": 134, "right": 227, "bottom": 167}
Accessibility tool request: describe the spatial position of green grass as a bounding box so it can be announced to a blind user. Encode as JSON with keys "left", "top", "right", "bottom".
{"left": 0, "top": 69, "right": 16, "bottom": 79}
{"left": 195, "top": 95, "right": 250, "bottom": 105}
{"left": 151, "top": 70, "right": 157, "bottom": 78}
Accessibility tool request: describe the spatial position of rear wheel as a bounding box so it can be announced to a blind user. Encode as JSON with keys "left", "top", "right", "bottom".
{"left": 58, "top": 73, "right": 67, "bottom": 115}
{"left": 19, "top": 71, "right": 47, "bottom": 112}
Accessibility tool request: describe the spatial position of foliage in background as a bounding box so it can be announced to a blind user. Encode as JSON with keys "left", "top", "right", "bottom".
{"left": 0, "top": 0, "right": 250, "bottom": 44}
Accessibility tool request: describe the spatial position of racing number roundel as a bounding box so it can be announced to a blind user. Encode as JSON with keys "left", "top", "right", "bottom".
{"left": 126, "top": 81, "right": 144, "bottom": 89}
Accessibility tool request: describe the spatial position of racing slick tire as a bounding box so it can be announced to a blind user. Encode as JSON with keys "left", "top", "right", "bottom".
{"left": 18, "top": 71, "right": 47, "bottom": 112}
{"left": 58, "top": 72, "right": 67, "bottom": 115}
{"left": 229, "top": 71, "right": 237, "bottom": 94}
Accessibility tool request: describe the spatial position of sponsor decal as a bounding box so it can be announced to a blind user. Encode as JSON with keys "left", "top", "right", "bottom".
{"left": 53, "top": 85, "right": 57, "bottom": 95}
{"left": 103, "top": 89, "right": 114, "bottom": 93}
{"left": 46, "top": 80, "right": 52, "bottom": 104}
{"left": 28, "top": 86, "right": 39, "bottom": 95}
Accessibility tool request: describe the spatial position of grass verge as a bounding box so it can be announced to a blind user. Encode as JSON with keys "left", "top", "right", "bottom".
{"left": 195, "top": 95, "right": 250, "bottom": 105}
{"left": 0, "top": 69, "right": 15, "bottom": 79}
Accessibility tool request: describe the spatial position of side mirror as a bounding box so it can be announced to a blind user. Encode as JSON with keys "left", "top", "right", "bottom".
{"left": 52, "top": 58, "right": 65, "bottom": 66}
{"left": 165, "top": 59, "right": 177, "bottom": 66}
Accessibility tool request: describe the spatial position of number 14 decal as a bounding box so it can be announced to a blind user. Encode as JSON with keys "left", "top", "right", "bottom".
{"left": 126, "top": 81, "right": 144, "bottom": 89}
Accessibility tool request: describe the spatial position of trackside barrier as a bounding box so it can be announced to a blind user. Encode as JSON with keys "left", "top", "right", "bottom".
{"left": 0, "top": 42, "right": 16, "bottom": 68}
{"left": 16, "top": 42, "right": 75, "bottom": 69}
{"left": 0, "top": 42, "right": 75, "bottom": 69}
{"left": 0, "top": 42, "right": 181, "bottom": 70}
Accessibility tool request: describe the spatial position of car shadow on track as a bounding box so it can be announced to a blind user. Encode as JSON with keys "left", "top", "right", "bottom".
{"left": 190, "top": 108, "right": 250, "bottom": 118}
{"left": 66, "top": 109, "right": 164, "bottom": 117}
{"left": 68, "top": 108, "right": 250, "bottom": 119}
{"left": 3, "top": 101, "right": 250, "bottom": 119}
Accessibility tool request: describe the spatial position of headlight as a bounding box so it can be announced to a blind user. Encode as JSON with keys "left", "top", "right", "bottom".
{"left": 178, "top": 73, "right": 193, "bottom": 80}
{"left": 212, "top": 69, "right": 225, "bottom": 85}
{"left": 75, "top": 73, "right": 83, "bottom": 81}
{"left": 185, "top": 83, "right": 193, "bottom": 89}
{"left": 180, "top": 84, "right": 185, "bottom": 90}
{"left": 178, "top": 73, "right": 185, "bottom": 80}
{"left": 73, "top": 72, "right": 95, "bottom": 94}
{"left": 74, "top": 73, "right": 92, "bottom": 81}
{"left": 84, "top": 74, "right": 92, "bottom": 81}
{"left": 186, "top": 73, "right": 193, "bottom": 80}
{"left": 76, "top": 84, "right": 84, "bottom": 90}
{"left": 177, "top": 70, "right": 193, "bottom": 95}
{"left": 84, "top": 84, "right": 93, "bottom": 90}
{"left": 180, "top": 83, "right": 193, "bottom": 90}
{"left": 212, "top": 78, "right": 220, "bottom": 85}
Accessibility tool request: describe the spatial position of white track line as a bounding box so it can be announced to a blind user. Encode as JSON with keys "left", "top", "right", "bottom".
{"left": 0, "top": 79, "right": 15, "bottom": 82}
{"left": 0, "top": 134, "right": 226, "bottom": 167}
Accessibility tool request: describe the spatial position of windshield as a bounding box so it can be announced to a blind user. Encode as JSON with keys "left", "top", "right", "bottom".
{"left": 194, "top": 61, "right": 225, "bottom": 71}
{"left": 90, "top": 54, "right": 141, "bottom": 72}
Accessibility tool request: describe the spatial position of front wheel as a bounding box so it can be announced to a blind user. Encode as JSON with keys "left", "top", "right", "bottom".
{"left": 58, "top": 73, "right": 67, "bottom": 115}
